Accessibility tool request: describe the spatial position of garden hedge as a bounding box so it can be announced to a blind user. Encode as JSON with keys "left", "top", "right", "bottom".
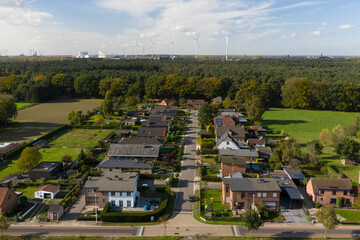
{"left": 201, "top": 176, "right": 222, "bottom": 182}
{"left": 201, "top": 149, "right": 219, "bottom": 154}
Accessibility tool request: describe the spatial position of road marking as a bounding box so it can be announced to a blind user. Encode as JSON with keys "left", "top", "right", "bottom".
{"left": 174, "top": 210, "right": 193, "bottom": 214}
{"left": 232, "top": 225, "right": 240, "bottom": 236}
{"left": 136, "top": 226, "right": 144, "bottom": 236}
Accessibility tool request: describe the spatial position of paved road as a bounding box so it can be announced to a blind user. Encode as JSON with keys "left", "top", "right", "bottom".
{"left": 4, "top": 226, "right": 139, "bottom": 237}
{"left": 174, "top": 111, "right": 198, "bottom": 213}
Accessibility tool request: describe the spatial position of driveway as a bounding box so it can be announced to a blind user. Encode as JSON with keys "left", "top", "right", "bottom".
{"left": 281, "top": 209, "right": 308, "bottom": 223}
{"left": 61, "top": 190, "right": 85, "bottom": 221}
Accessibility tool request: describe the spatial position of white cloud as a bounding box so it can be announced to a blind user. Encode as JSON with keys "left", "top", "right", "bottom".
{"left": 309, "top": 30, "right": 321, "bottom": 36}
{"left": 339, "top": 24, "right": 355, "bottom": 29}
{"left": 282, "top": 32, "right": 296, "bottom": 39}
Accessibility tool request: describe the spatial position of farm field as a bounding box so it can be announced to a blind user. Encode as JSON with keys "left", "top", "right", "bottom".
{"left": 51, "top": 129, "right": 112, "bottom": 148}
{"left": 0, "top": 98, "right": 102, "bottom": 143}
{"left": 15, "top": 102, "right": 35, "bottom": 110}
{"left": 262, "top": 108, "right": 358, "bottom": 144}
{"left": 263, "top": 108, "right": 360, "bottom": 183}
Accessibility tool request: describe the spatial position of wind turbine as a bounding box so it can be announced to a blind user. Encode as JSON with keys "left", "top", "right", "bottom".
{"left": 150, "top": 38, "right": 157, "bottom": 58}
{"left": 192, "top": 34, "right": 200, "bottom": 59}
{"left": 225, "top": 35, "right": 229, "bottom": 61}
{"left": 170, "top": 39, "right": 174, "bottom": 59}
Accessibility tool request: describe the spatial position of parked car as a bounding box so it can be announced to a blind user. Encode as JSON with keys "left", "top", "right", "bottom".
{"left": 189, "top": 195, "right": 195, "bottom": 202}
{"left": 154, "top": 169, "right": 166, "bottom": 174}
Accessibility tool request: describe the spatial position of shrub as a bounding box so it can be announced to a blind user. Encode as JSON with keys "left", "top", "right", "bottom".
{"left": 314, "top": 202, "right": 322, "bottom": 208}
{"left": 201, "top": 149, "right": 218, "bottom": 154}
{"left": 77, "top": 216, "right": 101, "bottom": 221}
{"left": 336, "top": 197, "right": 343, "bottom": 208}
{"left": 201, "top": 176, "right": 221, "bottom": 182}
{"left": 305, "top": 215, "right": 313, "bottom": 222}
{"left": 140, "top": 173, "right": 170, "bottom": 180}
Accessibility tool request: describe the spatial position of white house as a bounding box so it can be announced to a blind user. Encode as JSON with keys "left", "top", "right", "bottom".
{"left": 35, "top": 184, "right": 60, "bottom": 199}
{"left": 215, "top": 133, "right": 243, "bottom": 150}
{"left": 84, "top": 172, "right": 139, "bottom": 209}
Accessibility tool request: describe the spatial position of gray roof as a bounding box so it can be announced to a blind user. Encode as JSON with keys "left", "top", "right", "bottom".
{"left": 215, "top": 133, "right": 239, "bottom": 148}
{"left": 283, "top": 167, "right": 306, "bottom": 180}
{"left": 119, "top": 138, "right": 163, "bottom": 145}
{"left": 84, "top": 172, "right": 138, "bottom": 192}
{"left": 48, "top": 203, "right": 63, "bottom": 212}
{"left": 98, "top": 159, "right": 152, "bottom": 169}
{"left": 216, "top": 126, "right": 245, "bottom": 139}
{"left": 137, "top": 127, "right": 167, "bottom": 137}
{"left": 219, "top": 149, "right": 259, "bottom": 158}
{"left": 142, "top": 121, "right": 170, "bottom": 128}
{"left": 108, "top": 144, "right": 160, "bottom": 157}
{"left": 223, "top": 178, "right": 281, "bottom": 192}
{"left": 220, "top": 155, "right": 248, "bottom": 165}
{"left": 284, "top": 187, "right": 304, "bottom": 200}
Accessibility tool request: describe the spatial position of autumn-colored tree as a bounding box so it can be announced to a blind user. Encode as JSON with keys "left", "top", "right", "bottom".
{"left": 0, "top": 215, "right": 10, "bottom": 236}
{"left": 319, "top": 129, "right": 330, "bottom": 146}
{"left": 331, "top": 125, "right": 345, "bottom": 145}
{"left": 235, "top": 79, "right": 268, "bottom": 108}
{"left": 281, "top": 77, "right": 312, "bottom": 109}
{"left": 315, "top": 206, "right": 339, "bottom": 238}
{"left": 102, "top": 91, "right": 114, "bottom": 116}
{"left": 222, "top": 96, "right": 237, "bottom": 109}
{"left": 94, "top": 114, "right": 105, "bottom": 126}
{"left": 17, "top": 147, "right": 42, "bottom": 171}
{"left": 244, "top": 96, "right": 265, "bottom": 122}
{"left": 125, "top": 95, "right": 139, "bottom": 106}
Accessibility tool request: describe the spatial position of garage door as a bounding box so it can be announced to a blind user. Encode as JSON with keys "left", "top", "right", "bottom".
{"left": 264, "top": 201, "right": 276, "bottom": 209}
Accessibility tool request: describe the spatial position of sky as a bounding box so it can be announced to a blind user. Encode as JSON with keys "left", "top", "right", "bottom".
{"left": 0, "top": 0, "right": 360, "bottom": 56}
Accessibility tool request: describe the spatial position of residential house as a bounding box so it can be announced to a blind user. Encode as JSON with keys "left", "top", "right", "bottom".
{"left": 306, "top": 178, "right": 354, "bottom": 206}
{"left": 211, "top": 96, "right": 223, "bottom": 103}
{"left": 0, "top": 187, "right": 18, "bottom": 215}
{"left": 0, "top": 142, "right": 24, "bottom": 161}
{"left": 141, "top": 120, "right": 171, "bottom": 131}
{"left": 219, "top": 149, "right": 259, "bottom": 161}
{"left": 114, "top": 129, "right": 133, "bottom": 138}
{"left": 97, "top": 159, "right": 152, "bottom": 174}
{"left": 84, "top": 172, "right": 139, "bottom": 209}
{"left": 187, "top": 99, "right": 205, "bottom": 109}
{"left": 220, "top": 155, "right": 248, "bottom": 176}
{"left": 149, "top": 114, "right": 173, "bottom": 122}
{"left": 283, "top": 167, "right": 306, "bottom": 186}
{"left": 35, "top": 184, "right": 60, "bottom": 199}
{"left": 160, "top": 99, "right": 177, "bottom": 106}
{"left": 218, "top": 109, "right": 244, "bottom": 119}
{"left": 215, "top": 126, "right": 246, "bottom": 143}
{"left": 222, "top": 178, "right": 281, "bottom": 210}
{"left": 29, "top": 162, "right": 63, "bottom": 180}
{"left": 214, "top": 116, "right": 236, "bottom": 127}
{"left": 249, "top": 126, "right": 268, "bottom": 136}
{"left": 108, "top": 143, "right": 160, "bottom": 161}
{"left": 48, "top": 203, "right": 64, "bottom": 221}
{"left": 123, "top": 118, "right": 138, "bottom": 126}
{"left": 215, "top": 132, "right": 242, "bottom": 150}
{"left": 118, "top": 137, "right": 163, "bottom": 146}
{"left": 257, "top": 146, "right": 273, "bottom": 160}
{"left": 137, "top": 127, "right": 167, "bottom": 140}
{"left": 150, "top": 105, "right": 177, "bottom": 114}
{"left": 247, "top": 139, "right": 266, "bottom": 148}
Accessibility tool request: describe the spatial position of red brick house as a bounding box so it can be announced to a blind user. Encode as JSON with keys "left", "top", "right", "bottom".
{"left": 306, "top": 178, "right": 354, "bottom": 206}
{"left": 222, "top": 178, "right": 281, "bottom": 210}
{"left": 220, "top": 155, "right": 248, "bottom": 176}
{"left": 214, "top": 116, "right": 236, "bottom": 127}
{"left": 187, "top": 99, "right": 205, "bottom": 109}
{"left": 0, "top": 187, "right": 18, "bottom": 215}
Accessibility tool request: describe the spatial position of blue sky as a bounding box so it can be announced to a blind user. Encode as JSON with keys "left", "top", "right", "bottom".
{"left": 0, "top": 0, "right": 360, "bottom": 56}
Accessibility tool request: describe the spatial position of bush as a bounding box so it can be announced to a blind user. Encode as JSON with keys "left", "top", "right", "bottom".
{"left": 201, "top": 176, "right": 221, "bottom": 182}
{"left": 336, "top": 197, "right": 343, "bottom": 207}
{"left": 140, "top": 173, "right": 170, "bottom": 180}
{"left": 305, "top": 215, "right": 313, "bottom": 222}
{"left": 201, "top": 149, "right": 218, "bottom": 154}
{"left": 314, "top": 202, "right": 322, "bottom": 208}
{"left": 77, "top": 216, "right": 101, "bottom": 221}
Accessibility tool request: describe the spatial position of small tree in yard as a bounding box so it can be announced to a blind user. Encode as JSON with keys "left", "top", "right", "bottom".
{"left": 0, "top": 215, "right": 10, "bottom": 236}
{"left": 315, "top": 206, "right": 339, "bottom": 239}
{"left": 243, "top": 209, "right": 262, "bottom": 237}
{"left": 319, "top": 129, "right": 331, "bottom": 146}
{"left": 17, "top": 147, "right": 42, "bottom": 171}
{"left": 62, "top": 155, "right": 72, "bottom": 164}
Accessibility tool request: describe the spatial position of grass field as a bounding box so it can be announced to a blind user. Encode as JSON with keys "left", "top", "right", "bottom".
{"left": 51, "top": 129, "right": 112, "bottom": 148}
{"left": 262, "top": 108, "right": 358, "bottom": 144}
{"left": 15, "top": 102, "right": 35, "bottom": 110}
{"left": 263, "top": 108, "right": 360, "bottom": 182}
{"left": 14, "top": 186, "right": 38, "bottom": 198}
{"left": 0, "top": 98, "right": 102, "bottom": 143}
{"left": 336, "top": 209, "right": 360, "bottom": 222}
{"left": 40, "top": 147, "right": 82, "bottom": 162}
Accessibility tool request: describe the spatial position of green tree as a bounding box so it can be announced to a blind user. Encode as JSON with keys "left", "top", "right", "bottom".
{"left": 198, "top": 102, "right": 214, "bottom": 126}
{"left": 344, "top": 124, "right": 358, "bottom": 137}
{"left": 125, "top": 95, "right": 139, "bottom": 106}
{"left": 94, "top": 114, "right": 105, "bottom": 126}
{"left": 102, "top": 91, "right": 114, "bottom": 116}
{"left": 235, "top": 79, "right": 268, "bottom": 107}
{"left": 222, "top": 96, "right": 236, "bottom": 109}
{"left": 74, "top": 74, "right": 98, "bottom": 97}
{"left": 335, "top": 137, "right": 360, "bottom": 160}
{"left": 281, "top": 77, "right": 312, "bottom": 109}
{"left": 243, "top": 209, "right": 262, "bottom": 237}
{"left": 0, "top": 97, "right": 17, "bottom": 127}
{"left": 331, "top": 125, "right": 345, "bottom": 145}
{"left": 353, "top": 114, "right": 359, "bottom": 130}
{"left": 0, "top": 215, "right": 10, "bottom": 236}
{"left": 68, "top": 110, "right": 85, "bottom": 125}
{"left": 244, "top": 96, "right": 265, "bottom": 122}
{"left": 17, "top": 147, "right": 42, "bottom": 171}
{"left": 62, "top": 155, "right": 72, "bottom": 164}
{"left": 315, "top": 206, "right": 339, "bottom": 238}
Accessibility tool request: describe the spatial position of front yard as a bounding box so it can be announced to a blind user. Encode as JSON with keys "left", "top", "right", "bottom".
{"left": 200, "top": 189, "right": 231, "bottom": 217}
{"left": 336, "top": 209, "right": 360, "bottom": 222}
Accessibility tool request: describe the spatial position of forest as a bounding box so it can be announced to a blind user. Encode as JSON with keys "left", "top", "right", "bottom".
{"left": 1, "top": 57, "right": 360, "bottom": 111}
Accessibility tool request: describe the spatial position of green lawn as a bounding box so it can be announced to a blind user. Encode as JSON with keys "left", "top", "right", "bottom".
{"left": 85, "top": 115, "right": 123, "bottom": 124}
{"left": 336, "top": 209, "right": 360, "bottom": 222}
{"left": 15, "top": 102, "right": 34, "bottom": 110}
{"left": 51, "top": 129, "right": 113, "bottom": 148}
{"left": 202, "top": 166, "right": 220, "bottom": 176}
{"left": 201, "top": 156, "right": 216, "bottom": 164}
{"left": 40, "top": 147, "right": 82, "bottom": 162}
{"left": 14, "top": 186, "right": 38, "bottom": 198}
{"left": 201, "top": 189, "right": 230, "bottom": 213}
{"left": 263, "top": 108, "right": 358, "bottom": 144}
{"left": 263, "top": 108, "right": 360, "bottom": 182}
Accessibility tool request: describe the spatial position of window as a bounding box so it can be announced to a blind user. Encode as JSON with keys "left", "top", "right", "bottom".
{"left": 120, "top": 192, "right": 123, "bottom": 196}
{"left": 272, "top": 193, "right": 277, "bottom": 198}
{"left": 257, "top": 193, "right": 261, "bottom": 197}
{"left": 226, "top": 142, "right": 229, "bottom": 145}
{"left": 102, "top": 192, "right": 107, "bottom": 196}
{"left": 262, "top": 193, "right": 267, "bottom": 197}
{"left": 109, "top": 168, "right": 112, "bottom": 171}
{"left": 241, "top": 192, "right": 245, "bottom": 199}
{"left": 127, "top": 192, "right": 131, "bottom": 196}
{"left": 86, "top": 197, "right": 96, "bottom": 205}
{"left": 346, "top": 199, "right": 351, "bottom": 204}
{"left": 320, "top": 198, "right": 323, "bottom": 201}
{"left": 127, "top": 200, "right": 131, "bottom": 207}
{"left": 320, "top": 190, "right": 324, "bottom": 194}
{"left": 344, "top": 191, "right": 348, "bottom": 195}
{"left": 226, "top": 186, "right": 229, "bottom": 193}
{"left": 88, "top": 189, "right": 95, "bottom": 192}
{"left": 102, "top": 199, "right": 105, "bottom": 203}
{"left": 330, "top": 198, "right": 336, "bottom": 204}
{"left": 119, "top": 200, "right": 123, "bottom": 207}
{"left": 332, "top": 190, "right": 336, "bottom": 195}
{"left": 264, "top": 202, "right": 276, "bottom": 210}
{"left": 111, "top": 200, "right": 115, "bottom": 207}
{"left": 111, "top": 192, "right": 115, "bottom": 196}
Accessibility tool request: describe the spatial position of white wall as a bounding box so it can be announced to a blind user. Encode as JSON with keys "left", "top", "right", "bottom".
{"left": 217, "top": 140, "right": 240, "bottom": 150}
{"left": 108, "top": 189, "right": 137, "bottom": 208}
{"left": 34, "top": 190, "right": 59, "bottom": 199}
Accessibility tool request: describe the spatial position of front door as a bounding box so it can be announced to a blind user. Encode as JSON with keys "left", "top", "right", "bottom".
{"left": 53, "top": 213, "right": 57, "bottom": 220}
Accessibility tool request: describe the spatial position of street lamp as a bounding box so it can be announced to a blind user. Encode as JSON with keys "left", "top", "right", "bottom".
{"left": 94, "top": 192, "right": 98, "bottom": 225}
{"left": 210, "top": 197, "right": 214, "bottom": 213}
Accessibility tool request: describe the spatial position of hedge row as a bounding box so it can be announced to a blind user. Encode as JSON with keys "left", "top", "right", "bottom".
{"left": 75, "top": 125, "right": 117, "bottom": 129}
{"left": 140, "top": 173, "right": 170, "bottom": 180}
{"left": 210, "top": 217, "right": 244, "bottom": 222}
{"left": 77, "top": 216, "right": 101, "bottom": 221}
{"left": 4, "top": 125, "right": 70, "bottom": 160}
{"left": 14, "top": 181, "right": 74, "bottom": 188}
{"left": 160, "top": 146, "right": 178, "bottom": 154}
{"left": 101, "top": 197, "right": 169, "bottom": 222}
{"left": 201, "top": 176, "right": 222, "bottom": 182}
{"left": 200, "top": 149, "right": 219, "bottom": 154}
{"left": 201, "top": 134, "right": 215, "bottom": 139}
{"left": 59, "top": 184, "right": 80, "bottom": 208}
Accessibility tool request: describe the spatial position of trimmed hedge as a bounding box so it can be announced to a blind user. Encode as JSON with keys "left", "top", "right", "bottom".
{"left": 60, "top": 184, "right": 80, "bottom": 208}
{"left": 4, "top": 125, "right": 70, "bottom": 160}
{"left": 201, "top": 176, "right": 222, "bottom": 182}
{"left": 140, "top": 173, "right": 170, "bottom": 180}
{"left": 201, "top": 134, "right": 215, "bottom": 139}
{"left": 201, "top": 149, "right": 219, "bottom": 154}
{"left": 160, "top": 146, "right": 178, "bottom": 154}
{"left": 77, "top": 216, "right": 101, "bottom": 221}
